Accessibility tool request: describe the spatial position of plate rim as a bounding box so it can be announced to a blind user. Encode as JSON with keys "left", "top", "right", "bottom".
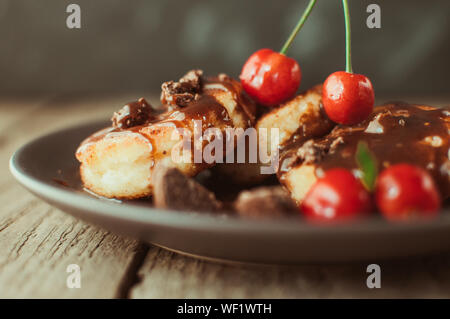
{"left": 9, "top": 119, "right": 450, "bottom": 237}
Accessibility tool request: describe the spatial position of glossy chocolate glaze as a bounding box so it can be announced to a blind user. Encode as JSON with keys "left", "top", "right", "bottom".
{"left": 161, "top": 69, "right": 203, "bottom": 108}
{"left": 77, "top": 74, "right": 255, "bottom": 165}
{"left": 283, "top": 97, "right": 334, "bottom": 149}
{"left": 210, "top": 73, "right": 257, "bottom": 124}
{"left": 279, "top": 103, "right": 450, "bottom": 197}
{"left": 111, "top": 98, "right": 156, "bottom": 129}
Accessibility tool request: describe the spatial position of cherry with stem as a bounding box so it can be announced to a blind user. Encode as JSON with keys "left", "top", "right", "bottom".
{"left": 322, "top": 0, "right": 375, "bottom": 125}
{"left": 240, "top": 0, "right": 317, "bottom": 107}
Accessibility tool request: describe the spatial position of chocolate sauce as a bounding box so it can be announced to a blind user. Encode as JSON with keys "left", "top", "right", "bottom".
{"left": 279, "top": 103, "right": 450, "bottom": 196}
{"left": 282, "top": 99, "right": 334, "bottom": 149}
{"left": 111, "top": 98, "right": 156, "bottom": 129}
{"left": 160, "top": 69, "right": 203, "bottom": 108}
{"left": 77, "top": 73, "right": 254, "bottom": 171}
{"left": 206, "top": 74, "right": 257, "bottom": 125}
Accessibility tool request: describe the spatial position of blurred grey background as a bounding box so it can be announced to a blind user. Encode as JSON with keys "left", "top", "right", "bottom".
{"left": 0, "top": 0, "right": 449, "bottom": 97}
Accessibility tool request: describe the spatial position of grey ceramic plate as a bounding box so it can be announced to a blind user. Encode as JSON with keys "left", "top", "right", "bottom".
{"left": 9, "top": 120, "right": 450, "bottom": 264}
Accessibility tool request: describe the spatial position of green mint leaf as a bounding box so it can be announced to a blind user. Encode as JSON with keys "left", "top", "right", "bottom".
{"left": 356, "top": 141, "right": 378, "bottom": 192}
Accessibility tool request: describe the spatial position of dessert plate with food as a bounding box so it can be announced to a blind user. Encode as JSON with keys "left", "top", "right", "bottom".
{"left": 10, "top": 67, "right": 450, "bottom": 263}
{"left": 10, "top": 1, "right": 450, "bottom": 263}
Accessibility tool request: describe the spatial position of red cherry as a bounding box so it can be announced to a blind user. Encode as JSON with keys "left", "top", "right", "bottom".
{"left": 301, "top": 168, "right": 372, "bottom": 223}
{"left": 375, "top": 164, "right": 441, "bottom": 221}
{"left": 322, "top": 71, "right": 375, "bottom": 125}
{"left": 240, "top": 48, "right": 301, "bottom": 107}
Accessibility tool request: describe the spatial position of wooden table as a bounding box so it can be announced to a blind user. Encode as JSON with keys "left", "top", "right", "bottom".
{"left": 1, "top": 95, "right": 450, "bottom": 299}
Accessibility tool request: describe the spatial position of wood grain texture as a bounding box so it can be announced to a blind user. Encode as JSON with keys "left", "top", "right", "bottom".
{"left": 0, "top": 96, "right": 145, "bottom": 298}
{"left": 1, "top": 96, "right": 450, "bottom": 298}
{"left": 130, "top": 246, "right": 450, "bottom": 299}
{"left": 0, "top": 190, "right": 144, "bottom": 298}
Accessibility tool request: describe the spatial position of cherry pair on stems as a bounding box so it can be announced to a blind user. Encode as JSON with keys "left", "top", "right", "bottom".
{"left": 240, "top": 0, "right": 374, "bottom": 125}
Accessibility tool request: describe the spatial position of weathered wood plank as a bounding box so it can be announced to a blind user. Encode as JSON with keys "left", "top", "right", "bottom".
{"left": 0, "top": 191, "right": 145, "bottom": 298}
{"left": 0, "top": 96, "right": 147, "bottom": 298}
{"left": 130, "top": 246, "right": 450, "bottom": 298}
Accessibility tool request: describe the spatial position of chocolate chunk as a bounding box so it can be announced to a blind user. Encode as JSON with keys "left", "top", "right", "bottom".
{"left": 180, "top": 69, "right": 203, "bottom": 88}
{"left": 152, "top": 165, "right": 222, "bottom": 212}
{"left": 160, "top": 69, "right": 203, "bottom": 108}
{"left": 111, "top": 98, "right": 155, "bottom": 129}
{"left": 234, "top": 186, "right": 297, "bottom": 218}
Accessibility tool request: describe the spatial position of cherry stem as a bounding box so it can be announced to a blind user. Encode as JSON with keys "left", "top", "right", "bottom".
{"left": 342, "top": 0, "right": 352, "bottom": 73}
{"left": 280, "top": 0, "right": 317, "bottom": 55}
